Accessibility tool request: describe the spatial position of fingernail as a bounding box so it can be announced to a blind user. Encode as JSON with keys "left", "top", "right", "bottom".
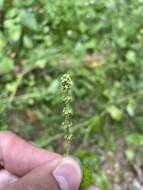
{"left": 87, "top": 185, "right": 101, "bottom": 190}
{"left": 53, "top": 157, "right": 82, "bottom": 190}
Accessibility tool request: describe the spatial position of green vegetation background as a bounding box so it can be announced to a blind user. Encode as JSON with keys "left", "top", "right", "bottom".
{"left": 0, "top": 0, "right": 143, "bottom": 189}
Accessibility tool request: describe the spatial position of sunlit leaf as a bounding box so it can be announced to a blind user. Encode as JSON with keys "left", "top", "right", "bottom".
{"left": 126, "top": 50, "right": 136, "bottom": 63}
{"left": 0, "top": 0, "right": 4, "bottom": 8}
{"left": 107, "top": 105, "right": 123, "bottom": 121}
{"left": 125, "top": 148, "right": 134, "bottom": 160}
{"left": 0, "top": 57, "right": 14, "bottom": 73}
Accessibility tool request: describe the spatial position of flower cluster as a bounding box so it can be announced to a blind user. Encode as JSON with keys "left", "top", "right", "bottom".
{"left": 61, "top": 73, "right": 73, "bottom": 155}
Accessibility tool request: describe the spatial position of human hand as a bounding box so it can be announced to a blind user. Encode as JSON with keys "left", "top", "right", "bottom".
{"left": 0, "top": 131, "right": 100, "bottom": 190}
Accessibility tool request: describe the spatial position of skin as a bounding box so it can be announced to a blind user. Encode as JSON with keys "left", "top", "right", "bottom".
{"left": 0, "top": 131, "right": 100, "bottom": 190}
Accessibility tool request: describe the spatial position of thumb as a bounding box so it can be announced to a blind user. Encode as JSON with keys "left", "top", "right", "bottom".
{"left": 6, "top": 157, "right": 82, "bottom": 190}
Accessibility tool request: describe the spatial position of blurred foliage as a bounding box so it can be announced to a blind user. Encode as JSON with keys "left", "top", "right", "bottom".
{"left": 1, "top": 0, "right": 143, "bottom": 189}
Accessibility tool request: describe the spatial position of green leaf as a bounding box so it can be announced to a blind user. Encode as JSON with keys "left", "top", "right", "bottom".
{"left": 20, "top": 10, "right": 38, "bottom": 31}
{"left": 23, "top": 35, "right": 33, "bottom": 48}
{"left": 0, "top": 34, "right": 5, "bottom": 49}
{"left": 107, "top": 105, "right": 123, "bottom": 121}
{"left": 79, "top": 22, "right": 87, "bottom": 33}
{"left": 89, "top": 115, "right": 102, "bottom": 132}
{"left": 80, "top": 164, "right": 93, "bottom": 189}
{"left": 96, "top": 172, "right": 110, "bottom": 190}
{"left": 0, "top": 57, "right": 14, "bottom": 73}
{"left": 9, "top": 25, "right": 21, "bottom": 42}
{"left": 126, "top": 50, "right": 136, "bottom": 63}
{"left": 126, "top": 134, "right": 143, "bottom": 145}
{"left": 0, "top": 0, "right": 4, "bottom": 9}
{"left": 126, "top": 98, "right": 136, "bottom": 117}
{"left": 125, "top": 149, "right": 134, "bottom": 160}
{"left": 35, "top": 59, "right": 47, "bottom": 69}
{"left": 116, "top": 37, "right": 127, "bottom": 48}
{"left": 48, "top": 79, "right": 59, "bottom": 94}
{"left": 6, "top": 82, "right": 17, "bottom": 93}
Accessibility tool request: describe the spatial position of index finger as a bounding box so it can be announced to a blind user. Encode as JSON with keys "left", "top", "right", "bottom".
{"left": 0, "top": 131, "right": 61, "bottom": 176}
